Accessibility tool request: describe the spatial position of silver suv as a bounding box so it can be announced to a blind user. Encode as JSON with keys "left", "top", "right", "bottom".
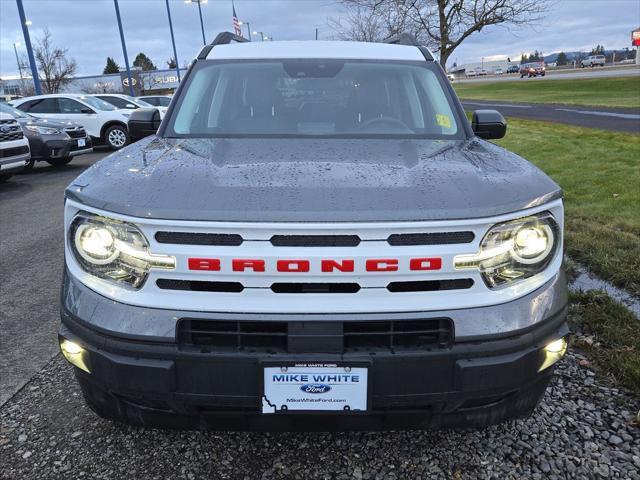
{"left": 581, "top": 55, "right": 606, "bottom": 67}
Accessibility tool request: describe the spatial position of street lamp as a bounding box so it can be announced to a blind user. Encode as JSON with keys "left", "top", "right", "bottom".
{"left": 253, "top": 31, "right": 268, "bottom": 41}
{"left": 113, "top": 0, "right": 135, "bottom": 96}
{"left": 15, "top": 0, "right": 41, "bottom": 94}
{"left": 165, "top": 0, "right": 181, "bottom": 82}
{"left": 239, "top": 21, "right": 251, "bottom": 41}
{"left": 185, "top": 0, "right": 207, "bottom": 45}
{"left": 13, "top": 42, "right": 23, "bottom": 80}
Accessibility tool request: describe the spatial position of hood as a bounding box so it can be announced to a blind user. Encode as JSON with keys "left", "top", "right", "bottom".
{"left": 16, "top": 116, "right": 82, "bottom": 129}
{"left": 67, "top": 136, "right": 562, "bottom": 222}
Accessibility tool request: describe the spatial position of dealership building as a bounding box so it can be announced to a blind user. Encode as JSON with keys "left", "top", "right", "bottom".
{"left": 1, "top": 66, "right": 187, "bottom": 99}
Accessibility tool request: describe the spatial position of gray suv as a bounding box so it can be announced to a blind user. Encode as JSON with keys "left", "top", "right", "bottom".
{"left": 59, "top": 33, "right": 568, "bottom": 431}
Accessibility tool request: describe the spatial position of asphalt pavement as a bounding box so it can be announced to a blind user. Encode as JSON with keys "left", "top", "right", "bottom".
{"left": 456, "top": 65, "right": 640, "bottom": 83}
{"left": 0, "top": 151, "right": 106, "bottom": 406}
{"left": 462, "top": 101, "right": 640, "bottom": 133}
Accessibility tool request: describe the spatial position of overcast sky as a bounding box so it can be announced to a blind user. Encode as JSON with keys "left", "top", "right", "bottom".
{"left": 0, "top": 0, "right": 638, "bottom": 77}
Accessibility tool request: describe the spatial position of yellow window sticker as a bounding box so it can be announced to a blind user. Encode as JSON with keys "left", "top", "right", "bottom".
{"left": 436, "top": 114, "right": 452, "bottom": 129}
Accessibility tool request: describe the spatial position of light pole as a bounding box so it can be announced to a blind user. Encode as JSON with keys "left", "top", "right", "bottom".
{"left": 185, "top": 0, "right": 207, "bottom": 45}
{"left": 113, "top": 0, "right": 134, "bottom": 96}
{"left": 239, "top": 21, "right": 251, "bottom": 41}
{"left": 13, "top": 42, "right": 23, "bottom": 80}
{"left": 315, "top": 28, "right": 318, "bottom": 40}
{"left": 15, "top": 0, "right": 41, "bottom": 94}
{"left": 165, "top": 0, "right": 181, "bottom": 82}
{"left": 253, "top": 31, "right": 267, "bottom": 41}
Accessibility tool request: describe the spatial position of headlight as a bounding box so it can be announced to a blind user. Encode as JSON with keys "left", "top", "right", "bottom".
{"left": 454, "top": 212, "right": 559, "bottom": 288}
{"left": 25, "top": 124, "right": 64, "bottom": 135}
{"left": 69, "top": 213, "right": 175, "bottom": 288}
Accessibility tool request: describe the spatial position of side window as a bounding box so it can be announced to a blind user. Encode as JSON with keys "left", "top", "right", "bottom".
{"left": 58, "top": 98, "right": 88, "bottom": 114}
{"left": 100, "top": 96, "right": 129, "bottom": 108}
{"left": 144, "top": 98, "right": 158, "bottom": 106}
{"left": 25, "top": 98, "right": 60, "bottom": 114}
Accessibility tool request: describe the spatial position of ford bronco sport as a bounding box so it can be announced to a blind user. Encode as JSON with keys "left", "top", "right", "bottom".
{"left": 60, "top": 33, "right": 568, "bottom": 431}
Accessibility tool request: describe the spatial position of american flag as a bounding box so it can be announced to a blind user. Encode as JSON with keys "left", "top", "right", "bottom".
{"left": 232, "top": 2, "right": 242, "bottom": 37}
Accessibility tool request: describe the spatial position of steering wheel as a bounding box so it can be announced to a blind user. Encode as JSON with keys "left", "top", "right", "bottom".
{"left": 357, "top": 116, "right": 410, "bottom": 131}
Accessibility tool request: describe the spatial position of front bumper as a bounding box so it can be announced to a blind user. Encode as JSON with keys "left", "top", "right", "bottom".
{"left": 0, "top": 146, "right": 29, "bottom": 174}
{"left": 60, "top": 270, "right": 568, "bottom": 430}
{"left": 27, "top": 134, "right": 93, "bottom": 161}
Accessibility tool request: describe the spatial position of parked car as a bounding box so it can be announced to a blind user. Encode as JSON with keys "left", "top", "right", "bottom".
{"left": 0, "top": 112, "right": 30, "bottom": 182}
{"left": 581, "top": 55, "right": 606, "bottom": 68}
{"left": 520, "top": 62, "right": 546, "bottom": 78}
{"left": 94, "top": 94, "right": 167, "bottom": 117}
{"left": 10, "top": 94, "right": 131, "bottom": 150}
{"left": 478, "top": 69, "right": 488, "bottom": 76}
{"left": 59, "top": 32, "right": 567, "bottom": 431}
{"left": 506, "top": 65, "right": 520, "bottom": 74}
{"left": 494, "top": 67, "right": 503, "bottom": 75}
{"left": 0, "top": 103, "right": 92, "bottom": 169}
{"left": 466, "top": 69, "right": 477, "bottom": 77}
{"left": 137, "top": 95, "right": 172, "bottom": 108}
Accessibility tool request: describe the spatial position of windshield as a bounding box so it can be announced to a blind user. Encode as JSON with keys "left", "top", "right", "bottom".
{"left": 166, "top": 60, "right": 462, "bottom": 138}
{"left": 80, "top": 95, "right": 116, "bottom": 111}
{"left": 0, "top": 103, "right": 31, "bottom": 118}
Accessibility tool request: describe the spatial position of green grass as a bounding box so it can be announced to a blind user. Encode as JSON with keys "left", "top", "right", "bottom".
{"left": 454, "top": 76, "right": 640, "bottom": 108}
{"left": 494, "top": 119, "right": 640, "bottom": 295}
{"left": 569, "top": 292, "right": 640, "bottom": 395}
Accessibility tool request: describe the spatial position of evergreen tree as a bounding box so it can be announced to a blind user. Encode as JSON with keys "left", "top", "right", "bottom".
{"left": 103, "top": 57, "right": 120, "bottom": 74}
{"left": 133, "top": 53, "right": 157, "bottom": 71}
{"left": 556, "top": 52, "right": 568, "bottom": 66}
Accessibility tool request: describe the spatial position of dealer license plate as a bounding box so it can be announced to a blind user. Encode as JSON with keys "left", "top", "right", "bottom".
{"left": 262, "top": 364, "right": 367, "bottom": 413}
{"left": 78, "top": 138, "right": 86, "bottom": 147}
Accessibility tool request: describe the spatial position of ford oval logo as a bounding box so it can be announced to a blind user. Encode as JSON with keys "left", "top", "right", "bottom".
{"left": 301, "top": 383, "right": 331, "bottom": 394}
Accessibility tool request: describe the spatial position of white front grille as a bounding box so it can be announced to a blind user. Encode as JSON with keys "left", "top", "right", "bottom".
{"left": 64, "top": 199, "right": 563, "bottom": 314}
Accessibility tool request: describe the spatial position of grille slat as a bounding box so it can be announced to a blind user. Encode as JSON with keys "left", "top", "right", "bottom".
{"left": 155, "top": 231, "right": 243, "bottom": 246}
{"left": 156, "top": 279, "right": 243, "bottom": 292}
{"left": 387, "top": 279, "right": 474, "bottom": 293}
{"left": 387, "top": 231, "right": 474, "bottom": 246}
{"left": 0, "top": 145, "right": 29, "bottom": 159}
{"left": 64, "top": 127, "right": 86, "bottom": 139}
{"left": 271, "top": 282, "right": 361, "bottom": 294}
{"left": 270, "top": 235, "right": 361, "bottom": 247}
{"left": 178, "top": 318, "right": 453, "bottom": 353}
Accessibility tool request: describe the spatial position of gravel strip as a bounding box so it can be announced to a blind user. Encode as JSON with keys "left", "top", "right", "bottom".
{"left": 1, "top": 351, "right": 638, "bottom": 480}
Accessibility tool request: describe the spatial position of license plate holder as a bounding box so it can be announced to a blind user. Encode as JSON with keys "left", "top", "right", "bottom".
{"left": 77, "top": 138, "right": 86, "bottom": 147}
{"left": 262, "top": 362, "right": 368, "bottom": 414}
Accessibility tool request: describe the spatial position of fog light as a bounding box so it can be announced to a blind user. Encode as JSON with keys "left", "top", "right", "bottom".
{"left": 60, "top": 338, "right": 91, "bottom": 373}
{"left": 539, "top": 337, "right": 567, "bottom": 372}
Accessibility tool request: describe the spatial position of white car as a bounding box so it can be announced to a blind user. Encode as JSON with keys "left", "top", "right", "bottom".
{"left": 0, "top": 112, "right": 30, "bottom": 182}
{"left": 137, "top": 95, "right": 172, "bottom": 108}
{"left": 494, "top": 68, "right": 503, "bottom": 75}
{"left": 10, "top": 94, "right": 131, "bottom": 150}
{"left": 94, "top": 94, "right": 167, "bottom": 118}
{"left": 581, "top": 55, "right": 606, "bottom": 68}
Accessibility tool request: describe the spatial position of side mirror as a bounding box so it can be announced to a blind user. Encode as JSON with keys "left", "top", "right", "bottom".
{"left": 80, "top": 107, "right": 95, "bottom": 114}
{"left": 128, "top": 108, "right": 162, "bottom": 141}
{"left": 472, "top": 110, "right": 507, "bottom": 139}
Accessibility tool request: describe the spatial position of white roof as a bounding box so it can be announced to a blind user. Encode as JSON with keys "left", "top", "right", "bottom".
{"left": 208, "top": 41, "right": 429, "bottom": 61}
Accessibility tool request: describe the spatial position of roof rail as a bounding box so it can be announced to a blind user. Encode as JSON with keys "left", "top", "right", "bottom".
{"left": 383, "top": 33, "right": 434, "bottom": 61}
{"left": 197, "top": 31, "right": 250, "bottom": 60}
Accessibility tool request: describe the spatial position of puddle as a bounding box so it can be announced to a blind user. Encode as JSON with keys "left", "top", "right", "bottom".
{"left": 569, "top": 265, "right": 640, "bottom": 319}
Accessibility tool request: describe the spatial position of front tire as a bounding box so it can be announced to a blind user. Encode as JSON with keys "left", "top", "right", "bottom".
{"left": 23, "top": 158, "right": 36, "bottom": 171}
{"left": 104, "top": 125, "right": 130, "bottom": 150}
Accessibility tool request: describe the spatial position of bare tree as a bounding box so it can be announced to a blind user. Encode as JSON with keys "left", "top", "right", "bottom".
{"left": 33, "top": 28, "right": 77, "bottom": 93}
{"left": 332, "top": 0, "right": 551, "bottom": 67}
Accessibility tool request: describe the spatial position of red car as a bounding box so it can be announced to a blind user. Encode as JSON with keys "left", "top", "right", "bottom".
{"left": 519, "top": 62, "right": 546, "bottom": 78}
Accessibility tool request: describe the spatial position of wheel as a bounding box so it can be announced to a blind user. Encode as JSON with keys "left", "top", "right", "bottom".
{"left": 104, "top": 125, "right": 130, "bottom": 150}
{"left": 46, "top": 156, "right": 73, "bottom": 167}
{"left": 520, "top": 74, "right": 524, "bottom": 78}
{"left": 541, "top": 73, "right": 545, "bottom": 77}
{"left": 22, "top": 157, "right": 36, "bottom": 171}
{"left": 590, "top": 63, "right": 594, "bottom": 68}
{"left": 0, "top": 174, "right": 13, "bottom": 182}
